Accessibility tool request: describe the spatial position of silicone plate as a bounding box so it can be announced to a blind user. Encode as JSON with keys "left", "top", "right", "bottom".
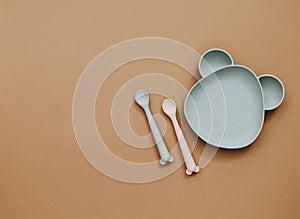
{"left": 184, "top": 49, "right": 284, "bottom": 149}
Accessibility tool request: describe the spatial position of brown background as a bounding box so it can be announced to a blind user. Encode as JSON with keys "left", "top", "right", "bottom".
{"left": 1, "top": 0, "right": 300, "bottom": 218}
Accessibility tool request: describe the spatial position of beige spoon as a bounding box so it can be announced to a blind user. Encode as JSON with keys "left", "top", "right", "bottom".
{"left": 162, "top": 98, "right": 200, "bottom": 175}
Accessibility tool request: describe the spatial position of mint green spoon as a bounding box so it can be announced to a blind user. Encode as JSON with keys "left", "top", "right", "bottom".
{"left": 135, "top": 89, "right": 174, "bottom": 165}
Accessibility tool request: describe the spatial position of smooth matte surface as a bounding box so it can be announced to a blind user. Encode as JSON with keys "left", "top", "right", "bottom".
{"left": 185, "top": 66, "right": 264, "bottom": 148}
{"left": 199, "top": 49, "right": 233, "bottom": 76}
{"left": 162, "top": 98, "right": 199, "bottom": 174}
{"left": 135, "top": 89, "right": 173, "bottom": 164}
{"left": 259, "top": 75, "right": 284, "bottom": 110}
{"left": 1, "top": 1, "right": 300, "bottom": 219}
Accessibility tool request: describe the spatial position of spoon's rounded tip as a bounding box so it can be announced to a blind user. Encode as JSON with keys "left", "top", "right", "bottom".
{"left": 162, "top": 98, "right": 177, "bottom": 115}
{"left": 135, "top": 89, "right": 149, "bottom": 106}
{"left": 135, "top": 89, "right": 147, "bottom": 98}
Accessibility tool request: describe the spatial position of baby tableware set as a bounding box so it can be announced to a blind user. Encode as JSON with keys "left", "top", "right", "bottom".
{"left": 135, "top": 48, "right": 285, "bottom": 175}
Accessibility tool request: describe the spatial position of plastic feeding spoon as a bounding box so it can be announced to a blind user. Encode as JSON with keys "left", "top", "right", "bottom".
{"left": 135, "top": 89, "right": 174, "bottom": 165}
{"left": 162, "top": 98, "right": 200, "bottom": 175}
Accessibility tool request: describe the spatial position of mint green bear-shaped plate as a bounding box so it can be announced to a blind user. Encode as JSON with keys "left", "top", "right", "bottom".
{"left": 184, "top": 49, "right": 284, "bottom": 149}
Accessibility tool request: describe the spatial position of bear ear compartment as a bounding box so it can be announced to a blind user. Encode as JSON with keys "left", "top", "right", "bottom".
{"left": 258, "top": 74, "right": 285, "bottom": 110}
{"left": 199, "top": 48, "right": 234, "bottom": 77}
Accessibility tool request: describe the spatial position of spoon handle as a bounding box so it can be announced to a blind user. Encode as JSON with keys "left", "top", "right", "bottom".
{"left": 144, "top": 108, "right": 174, "bottom": 165}
{"left": 171, "top": 117, "right": 199, "bottom": 175}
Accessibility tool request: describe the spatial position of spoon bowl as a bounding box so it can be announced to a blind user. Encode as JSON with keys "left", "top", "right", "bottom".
{"left": 135, "top": 89, "right": 149, "bottom": 108}
{"left": 162, "top": 98, "right": 177, "bottom": 117}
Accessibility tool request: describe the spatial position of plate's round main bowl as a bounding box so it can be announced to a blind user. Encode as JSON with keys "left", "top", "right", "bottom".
{"left": 184, "top": 65, "right": 265, "bottom": 149}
